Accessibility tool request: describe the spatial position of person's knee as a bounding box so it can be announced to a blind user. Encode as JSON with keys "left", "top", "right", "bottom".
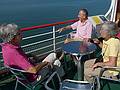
{"left": 42, "top": 53, "right": 56, "bottom": 63}
{"left": 84, "top": 68, "right": 93, "bottom": 77}
{"left": 48, "top": 53, "right": 56, "bottom": 59}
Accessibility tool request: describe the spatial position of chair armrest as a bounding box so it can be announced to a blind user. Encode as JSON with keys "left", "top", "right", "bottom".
{"left": 99, "top": 66, "right": 120, "bottom": 77}
{"left": 5, "top": 65, "right": 29, "bottom": 73}
{"left": 45, "top": 71, "right": 61, "bottom": 90}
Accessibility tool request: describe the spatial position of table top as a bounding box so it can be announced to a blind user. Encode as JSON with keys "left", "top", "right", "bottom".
{"left": 62, "top": 41, "right": 96, "bottom": 56}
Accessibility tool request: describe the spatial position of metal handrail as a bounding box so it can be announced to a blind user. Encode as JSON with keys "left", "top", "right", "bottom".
{"left": 25, "top": 44, "right": 53, "bottom": 54}
{"left": 20, "top": 19, "right": 78, "bottom": 54}
{"left": 22, "top": 38, "right": 53, "bottom": 48}
{"left": 23, "top": 31, "right": 53, "bottom": 40}
{"left": 20, "top": 19, "right": 78, "bottom": 56}
{"left": 20, "top": 19, "right": 78, "bottom": 32}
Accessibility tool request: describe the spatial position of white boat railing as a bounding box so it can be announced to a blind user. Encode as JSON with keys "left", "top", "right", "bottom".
{"left": 21, "top": 28, "right": 65, "bottom": 56}
{"left": 105, "top": 0, "right": 118, "bottom": 22}
{"left": 20, "top": 20, "right": 77, "bottom": 57}
{"left": 22, "top": 29, "right": 66, "bottom": 56}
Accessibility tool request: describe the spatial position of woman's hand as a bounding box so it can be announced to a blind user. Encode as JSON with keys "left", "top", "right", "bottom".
{"left": 92, "top": 62, "right": 104, "bottom": 71}
{"left": 92, "top": 63, "right": 99, "bottom": 71}
{"left": 92, "top": 38, "right": 100, "bottom": 44}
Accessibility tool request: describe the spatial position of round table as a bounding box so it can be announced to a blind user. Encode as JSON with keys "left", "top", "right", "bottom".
{"left": 62, "top": 41, "right": 97, "bottom": 81}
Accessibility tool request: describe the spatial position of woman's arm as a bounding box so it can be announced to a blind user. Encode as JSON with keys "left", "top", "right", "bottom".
{"left": 27, "top": 61, "right": 48, "bottom": 74}
{"left": 92, "top": 56, "right": 117, "bottom": 70}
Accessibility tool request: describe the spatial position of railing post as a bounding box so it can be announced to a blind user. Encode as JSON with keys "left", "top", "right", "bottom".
{"left": 53, "top": 26, "right": 56, "bottom": 52}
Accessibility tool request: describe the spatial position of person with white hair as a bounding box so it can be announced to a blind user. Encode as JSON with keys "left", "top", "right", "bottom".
{"left": 84, "top": 21, "right": 120, "bottom": 82}
{"left": 0, "top": 23, "right": 62, "bottom": 82}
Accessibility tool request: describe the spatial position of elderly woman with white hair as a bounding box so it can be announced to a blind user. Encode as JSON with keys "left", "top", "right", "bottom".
{"left": 84, "top": 21, "right": 120, "bottom": 82}
{"left": 0, "top": 23, "right": 62, "bottom": 82}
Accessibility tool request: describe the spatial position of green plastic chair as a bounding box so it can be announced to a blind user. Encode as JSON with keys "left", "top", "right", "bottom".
{"left": 45, "top": 71, "right": 61, "bottom": 90}
{"left": 6, "top": 65, "right": 49, "bottom": 90}
{"left": 93, "top": 66, "right": 120, "bottom": 90}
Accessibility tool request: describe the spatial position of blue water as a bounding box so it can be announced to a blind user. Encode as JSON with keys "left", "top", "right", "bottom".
{"left": 0, "top": 0, "right": 111, "bottom": 27}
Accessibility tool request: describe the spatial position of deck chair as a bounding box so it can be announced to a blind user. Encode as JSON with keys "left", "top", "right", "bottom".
{"left": 6, "top": 65, "right": 49, "bottom": 90}
{"left": 93, "top": 66, "right": 120, "bottom": 90}
{"left": 45, "top": 71, "right": 61, "bottom": 90}
{"left": 60, "top": 79, "right": 92, "bottom": 90}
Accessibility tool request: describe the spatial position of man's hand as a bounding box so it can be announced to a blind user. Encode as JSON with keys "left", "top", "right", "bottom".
{"left": 57, "top": 27, "right": 65, "bottom": 33}
{"left": 57, "top": 25, "right": 72, "bottom": 33}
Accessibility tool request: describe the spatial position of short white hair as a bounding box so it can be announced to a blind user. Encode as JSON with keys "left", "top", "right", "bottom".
{"left": 101, "top": 21, "right": 118, "bottom": 36}
{"left": 0, "top": 23, "right": 19, "bottom": 42}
